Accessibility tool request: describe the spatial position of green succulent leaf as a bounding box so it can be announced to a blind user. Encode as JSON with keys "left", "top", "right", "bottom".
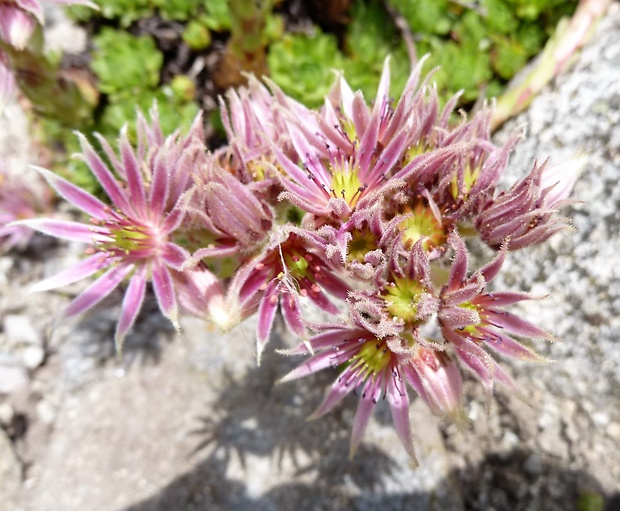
{"left": 202, "top": 0, "right": 232, "bottom": 32}
{"left": 91, "top": 29, "right": 163, "bottom": 99}
{"left": 66, "top": 0, "right": 152, "bottom": 27}
{"left": 268, "top": 30, "right": 344, "bottom": 108}
{"left": 153, "top": 0, "right": 204, "bottom": 21}
{"left": 182, "top": 20, "right": 212, "bottom": 50}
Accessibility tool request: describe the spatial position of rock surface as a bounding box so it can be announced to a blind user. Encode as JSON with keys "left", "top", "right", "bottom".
{"left": 1, "top": 4, "right": 620, "bottom": 511}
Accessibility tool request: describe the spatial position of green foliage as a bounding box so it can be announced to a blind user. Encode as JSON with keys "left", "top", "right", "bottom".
{"left": 98, "top": 90, "right": 199, "bottom": 142}
{"left": 342, "top": 0, "right": 410, "bottom": 99}
{"left": 386, "top": 0, "right": 579, "bottom": 104}
{"left": 201, "top": 0, "right": 232, "bottom": 32}
{"left": 182, "top": 20, "right": 212, "bottom": 50}
{"left": 268, "top": 0, "right": 410, "bottom": 107}
{"left": 576, "top": 492, "right": 605, "bottom": 511}
{"left": 268, "top": 30, "right": 344, "bottom": 108}
{"left": 67, "top": 0, "right": 152, "bottom": 27}
{"left": 91, "top": 29, "right": 163, "bottom": 99}
{"left": 153, "top": 0, "right": 204, "bottom": 21}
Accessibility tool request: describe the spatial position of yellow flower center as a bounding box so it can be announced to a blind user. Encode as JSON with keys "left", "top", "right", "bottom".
{"left": 349, "top": 339, "right": 391, "bottom": 380}
{"left": 347, "top": 228, "right": 377, "bottom": 264}
{"left": 383, "top": 277, "right": 426, "bottom": 324}
{"left": 450, "top": 163, "right": 480, "bottom": 200}
{"left": 398, "top": 203, "right": 446, "bottom": 251}
{"left": 330, "top": 165, "right": 364, "bottom": 207}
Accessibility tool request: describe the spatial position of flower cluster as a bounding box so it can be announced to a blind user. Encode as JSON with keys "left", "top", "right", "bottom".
{"left": 12, "top": 59, "right": 580, "bottom": 458}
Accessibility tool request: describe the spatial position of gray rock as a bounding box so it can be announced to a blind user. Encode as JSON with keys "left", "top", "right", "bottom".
{"left": 3, "top": 315, "right": 42, "bottom": 346}
{"left": 0, "top": 427, "right": 21, "bottom": 508}
{"left": 0, "top": 355, "right": 28, "bottom": 395}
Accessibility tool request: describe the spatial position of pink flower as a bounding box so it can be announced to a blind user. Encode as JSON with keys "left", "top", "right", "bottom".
{"left": 0, "top": 164, "right": 52, "bottom": 251}
{"left": 280, "top": 321, "right": 463, "bottom": 459}
{"left": 438, "top": 234, "right": 552, "bottom": 394}
{"left": 273, "top": 58, "right": 432, "bottom": 221}
{"left": 0, "top": 0, "right": 97, "bottom": 50}
{"left": 474, "top": 159, "right": 578, "bottom": 250}
{"left": 183, "top": 161, "right": 275, "bottom": 260}
{"left": 15, "top": 110, "right": 205, "bottom": 351}
{"left": 0, "top": 3, "right": 37, "bottom": 50}
{"left": 227, "top": 229, "right": 349, "bottom": 363}
{"left": 218, "top": 74, "right": 315, "bottom": 183}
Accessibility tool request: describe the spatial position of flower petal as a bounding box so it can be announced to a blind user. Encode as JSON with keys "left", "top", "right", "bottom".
{"left": 32, "top": 166, "right": 110, "bottom": 220}
{"left": 387, "top": 372, "right": 416, "bottom": 460}
{"left": 12, "top": 218, "right": 103, "bottom": 243}
{"left": 115, "top": 265, "right": 147, "bottom": 354}
{"left": 120, "top": 129, "right": 147, "bottom": 217}
{"left": 29, "top": 252, "right": 111, "bottom": 293}
{"left": 256, "top": 282, "right": 279, "bottom": 364}
{"left": 65, "top": 263, "right": 134, "bottom": 316}
{"left": 162, "top": 242, "right": 190, "bottom": 271}
{"left": 76, "top": 133, "right": 131, "bottom": 212}
{"left": 151, "top": 261, "right": 179, "bottom": 331}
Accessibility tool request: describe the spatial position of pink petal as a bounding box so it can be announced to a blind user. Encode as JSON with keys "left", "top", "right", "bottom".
{"left": 310, "top": 377, "right": 356, "bottom": 419}
{"left": 32, "top": 166, "right": 110, "bottom": 220}
{"left": 65, "top": 263, "right": 134, "bottom": 316}
{"left": 15, "top": 1, "right": 44, "bottom": 23}
{"left": 13, "top": 218, "right": 103, "bottom": 243}
{"left": 447, "top": 232, "right": 468, "bottom": 289}
{"left": 374, "top": 56, "right": 391, "bottom": 111}
{"left": 479, "top": 243, "right": 507, "bottom": 283}
{"left": 161, "top": 191, "right": 190, "bottom": 234}
{"left": 29, "top": 252, "right": 110, "bottom": 293}
{"left": 350, "top": 375, "right": 383, "bottom": 456}
{"left": 115, "top": 265, "right": 147, "bottom": 353}
{"left": 280, "top": 290, "right": 306, "bottom": 339}
{"left": 76, "top": 133, "right": 131, "bottom": 212}
{"left": 151, "top": 261, "right": 179, "bottom": 330}
{"left": 482, "top": 328, "right": 547, "bottom": 362}
{"left": 486, "top": 309, "right": 554, "bottom": 340}
{"left": 350, "top": 391, "right": 376, "bottom": 457}
{"left": 279, "top": 349, "right": 342, "bottom": 383}
{"left": 387, "top": 372, "right": 416, "bottom": 460}
{"left": 256, "top": 282, "right": 279, "bottom": 363}
{"left": 0, "top": 6, "right": 36, "bottom": 49}
{"left": 162, "top": 242, "right": 189, "bottom": 271}
{"left": 148, "top": 141, "right": 170, "bottom": 216}
{"left": 120, "top": 130, "right": 146, "bottom": 217}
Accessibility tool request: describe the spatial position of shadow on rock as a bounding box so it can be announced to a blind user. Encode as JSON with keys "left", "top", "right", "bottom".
{"left": 123, "top": 329, "right": 441, "bottom": 511}
{"left": 188, "top": 329, "right": 399, "bottom": 490}
{"left": 456, "top": 448, "right": 615, "bottom": 511}
{"left": 59, "top": 289, "right": 175, "bottom": 388}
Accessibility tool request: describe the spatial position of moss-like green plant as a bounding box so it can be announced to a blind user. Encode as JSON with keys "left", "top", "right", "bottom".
{"left": 342, "top": 0, "right": 410, "bottom": 98}
{"left": 268, "top": 0, "right": 409, "bottom": 107}
{"left": 387, "top": 0, "right": 579, "bottom": 103}
{"left": 91, "top": 28, "right": 163, "bottom": 100}
{"left": 268, "top": 30, "right": 344, "bottom": 108}
{"left": 67, "top": 0, "right": 152, "bottom": 27}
